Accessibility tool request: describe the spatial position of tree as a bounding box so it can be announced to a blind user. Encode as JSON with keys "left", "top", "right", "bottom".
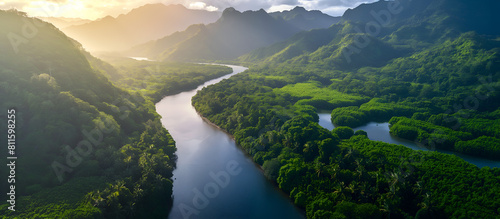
{"left": 333, "top": 127, "right": 354, "bottom": 139}
{"left": 262, "top": 158, "right": 281, "bottom": 181}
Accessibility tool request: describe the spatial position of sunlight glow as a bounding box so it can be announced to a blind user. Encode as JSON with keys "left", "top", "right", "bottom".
{"left": 0, "top": 0, "right": 368, "bottom": 19}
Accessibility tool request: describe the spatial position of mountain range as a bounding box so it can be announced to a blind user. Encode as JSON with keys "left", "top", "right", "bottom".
{"left": 62, "top": 4, "right": 220, "bottom": 52}
{"left": 240, "top": 0, "right": 500, "bottom": 68}
{"left": 270, "top": 6, "right": 341, "bottom": 30}
{"left": 2, "top": 0, "right": 499, "bottom": 217}
{"left": 189, "top": 0, "right": 500, "bottom": 218}
{"left": 128, "top": 6, "right": 340, "bottom": 61}
{"left": 38, "top": 17, "right": 92, "bottom": 29}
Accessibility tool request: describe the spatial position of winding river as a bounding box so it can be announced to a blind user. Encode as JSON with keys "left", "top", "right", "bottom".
{"left": 156, "top": 65, "right": 304, "bottom": 219}
{"left": 318, "top": 113, "right": 500, "bottom": 168}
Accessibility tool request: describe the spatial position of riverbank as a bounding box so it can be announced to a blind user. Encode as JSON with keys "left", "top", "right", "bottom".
{"left": 318, "top": 113, "right": 500, "bottom": 168}
{"left": 157, "top": 64, "right": 305, "bottom": 219}
{"left": 197, "top": 110, "right": 307, "bottom": 215}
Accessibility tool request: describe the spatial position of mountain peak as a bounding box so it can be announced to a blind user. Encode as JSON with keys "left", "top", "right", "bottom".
{"left": 269, "top": 5, "right": 340, "bottom": 31}
{"left": 221, "top": 7, "right": 244, "bottom": 21}
{"left": 98, "top": 15, "right": 115, "bottom": 21}
{"left": 241, "top": 8, "right": 269, "bottom": 16}
{"left": 222, "top": 7, "right": 240, "bottom": 16}
{"left": 292, "top": 6, "right": 307, "bottom": 12}
{"left": 257, "top": 8, "right": 267, "bottom": 13}
{"left": 127, "top": 3, "right": 187, "bottom": 15}
{"left": 136, "top": 3, "right": 185, "bottom": 10}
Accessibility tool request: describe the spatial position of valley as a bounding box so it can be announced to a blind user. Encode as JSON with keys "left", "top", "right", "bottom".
{"left": 0, "top": 0, "right": 499, "bottom": 218}
{"left": 156, "top": 65, "right": 304, "bottom": 219}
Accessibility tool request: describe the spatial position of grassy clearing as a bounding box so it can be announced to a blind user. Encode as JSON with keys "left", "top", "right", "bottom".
{"left": 273, "top": 81, "right": 368, "bottom": 109}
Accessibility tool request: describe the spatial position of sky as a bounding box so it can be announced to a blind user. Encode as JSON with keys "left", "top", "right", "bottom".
{"left": 0, "top": 0, "right": 378, "bottom": 20}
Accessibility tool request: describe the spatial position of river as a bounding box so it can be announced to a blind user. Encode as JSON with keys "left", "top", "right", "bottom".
{"left": 156, "top": 65, "right": 304, "bottom": 219}
{"left": 318, "top": 113, "right": 500, "bottom": 168}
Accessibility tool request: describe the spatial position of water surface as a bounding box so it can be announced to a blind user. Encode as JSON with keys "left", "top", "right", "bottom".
{"left": 319, "top": 113, "right": 500, "bottom": 168}
{"left": 156, "top": 65, "right": 304, "bottom": 219}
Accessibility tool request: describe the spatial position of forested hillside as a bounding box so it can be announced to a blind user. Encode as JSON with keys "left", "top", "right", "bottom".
{"left": 192, "top": 0, "right": 500, "bottom": 218}
{"left": 0, "top": 10, "right": 227, "bottom": 218}
{"left": 1, "top": 0, "right": 498, "bottom": 218}
{"left": 241, "top": 0, "right": 500, "bottom": 64}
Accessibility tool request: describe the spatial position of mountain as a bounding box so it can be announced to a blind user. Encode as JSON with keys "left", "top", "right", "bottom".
{"left": 129, "top": 7, "right": 340, "bottom": 61}
{"left": 190, "top": 0, "right": 500, "bottom": 218}
{"left": 342, "top": 0, "right": 499, "bottom": 36}
{"left": 126, "top": 24, "right": 206, "bottom": 58}
{"left": 62, "top": 4, "right": 220, "bottom": 52}
{"left": 0, "top": 9, "right": 175, "bottom": 218}
{"left": 38, "top": 17, "right": 92, "bottom": 29}
{"left": 240, "top": 0, "right": 500, "bottom": 66}
{"left": 270, "top": 6, "right": 341, "bottom": 30}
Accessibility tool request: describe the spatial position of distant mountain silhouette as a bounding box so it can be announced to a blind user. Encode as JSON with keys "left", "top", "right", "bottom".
{"left": 62, "top": 4, "right": 220, "bottom": 52}
{"left": 38, "top": 17, "right": 92, "bottom": 29}
{"left": 130, "top": 7, "right": 340, "bottom": 61}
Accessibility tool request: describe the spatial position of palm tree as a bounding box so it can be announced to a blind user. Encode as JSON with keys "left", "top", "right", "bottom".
{"left": 344, "top": 148, "right": 355, "bottom": 160}
{"left": 333, "top": 182, "right": 349, "bottom": 200}
{"left": 355, "top": 158, "right": 366, "bottom": 179}
{"left": 327, "top": 164, "right": 339, "bottom": 180}
{"left": 419, "top": 193, "right": 432, "bottom": 210}
{"left": 315, "top": 162, "right": 326, "bottom": 177}
{"left": 283, "top": 133, "right": 292, "bottom": 147}
{"left": 387, "top": 171, "right": 402, "bottom": 194}
{"left": 86, "top": 190, "right": 105, "bottom": 208}
{"left": 346, "top": 181, "right": 360, "bottom": 200}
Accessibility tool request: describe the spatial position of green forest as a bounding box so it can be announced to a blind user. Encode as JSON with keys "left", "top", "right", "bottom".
{"left": 192, "top": 0, "right": 500, "bottom": 218}
{"left": 0, "top": 10, "right": 231, "bottom": 218}
{"left": 1, "top": 0, "right": 499, "bottom": 218}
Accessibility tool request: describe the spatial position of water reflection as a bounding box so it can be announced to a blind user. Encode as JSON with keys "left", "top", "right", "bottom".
{"left": 318, "top": 113, "right": 500, "bottom": 168}
{"left": 157, "top": 65, "right": 304, "bottom": 219}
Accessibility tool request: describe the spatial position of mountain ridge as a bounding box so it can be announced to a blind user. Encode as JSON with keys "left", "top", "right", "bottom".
{"left": 270, "top": 6, "right": 341, "bottom": 30}
{"left": 240, "top": 0, "right": 500, "bottom": 66}
{"left": 62, "top": 4, "right": 220, "bottom": 52}
{"left": 129, "top": 7, "right": 340, "bottom": 61}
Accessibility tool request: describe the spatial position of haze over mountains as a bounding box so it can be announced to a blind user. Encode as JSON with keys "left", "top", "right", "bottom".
{"left": 38, "top": 17, "right": 92, "bottom": 29}
{"left": 1, "top": 0, "right": 500, "bottom": 217}
{"left": 62, "top": 4, "right": 221, "bottom": 52}
{"left": 129, "top": 6, "right": 340, "bottom": 61}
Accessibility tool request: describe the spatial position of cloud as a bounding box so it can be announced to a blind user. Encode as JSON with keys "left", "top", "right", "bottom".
{"left": 192, "top": 0, "right": 377, "bottom": 15}
{"left": 268, "top": 4, "right": 295, "bottom": 13}
{"left": 0, "top": 1, "right": 29, "bottom": 10}
{"left": 188, "top": 1, "right": 218, "bottom": 11}
{"left": 321, "top": 6, "right": 351, "bottom": 16}
{"left": 297, "top": 0, "right": 378, "bottom": 11}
